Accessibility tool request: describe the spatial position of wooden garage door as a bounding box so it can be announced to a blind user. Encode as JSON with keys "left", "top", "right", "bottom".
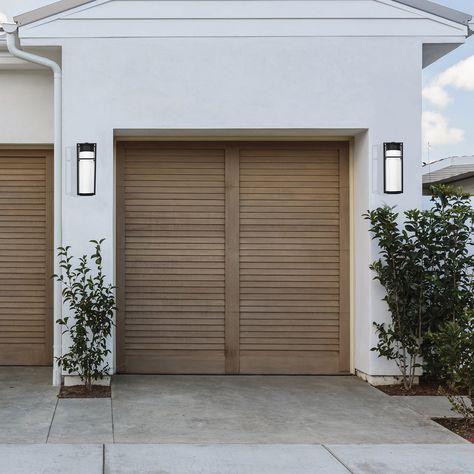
{"left": 0, "top": 150, "right": 53, "bottom": 366}
{"left": 117, "top": 142, "right": 349, "bottom": 374}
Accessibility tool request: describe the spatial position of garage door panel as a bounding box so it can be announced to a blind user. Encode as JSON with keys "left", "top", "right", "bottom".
{"left": 118, "top": 146, "right": 226, "bottom": 373}
{"left": 0, "top": 151, "right": 53, "bottom": 366}
{"left": 239, "top": 145, "right": 348, "bottom": 374}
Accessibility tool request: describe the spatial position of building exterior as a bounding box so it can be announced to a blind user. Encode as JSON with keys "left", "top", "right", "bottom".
{"left": 423, "top": 156, "right": 474, "bottom": 195}
{"left": 0, "top": 0, "right": 471, "bottom": 385}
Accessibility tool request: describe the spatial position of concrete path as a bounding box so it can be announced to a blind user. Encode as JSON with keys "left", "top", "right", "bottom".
{"left": 0, "top": 368, "right": 58, "bottom": 443}
{"left": 393, "top": 395, "right": 464, "bottom": 419}
{"left": 0, "top": 368, "right": 468, "bottom": 444}
{"left": 0, "top": 445, "right": 103, "bottom": 474}
{"left": 0, "top": 444, "right": 473, "bottom": 474}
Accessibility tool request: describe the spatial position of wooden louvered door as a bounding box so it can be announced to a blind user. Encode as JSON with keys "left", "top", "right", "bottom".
{"left": 238, "top": 143, "right": 349, "bottom": 374}
{"left": 0, "top": 150, "right": 53, "bottom": 366}
{"left": 117, "top": 142, "right": 349, "bottom": 374}
{"left": 117, "top": 143, "right": 226, "bottom": 373}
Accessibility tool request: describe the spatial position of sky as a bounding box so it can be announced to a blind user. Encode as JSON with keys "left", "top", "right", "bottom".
{"left": 0, "top": 0, "right": 473, "bottom": 163}
{"left": 422, "top": 0, "right": 474, "bottom": 163}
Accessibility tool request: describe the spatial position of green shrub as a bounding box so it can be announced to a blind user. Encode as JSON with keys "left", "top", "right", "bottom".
{"left": 422, "top": 186, "right": 474, "bottom": 377}
{"left": 364, "top": 206, "right": 428, "bottom": 390}
{"left": 364, "top": 185, "right": 474, "bottom": 390}
{"left": 429, "top": 311, "right": 474, "bottom": 421}
{"left": 53, "top": 239, "right": 116, "bottom": 390}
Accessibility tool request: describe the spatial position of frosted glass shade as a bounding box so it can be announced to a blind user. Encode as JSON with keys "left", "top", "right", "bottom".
{"left": 384, "top": 144, "right": 403, "bottom": 194}
{"left": 77, "top": 144, "right": 96, "bottom": 196}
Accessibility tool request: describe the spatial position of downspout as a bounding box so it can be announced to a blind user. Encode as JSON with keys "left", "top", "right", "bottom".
{"left": 2, "top": 23, "right": 62, "bottom": 386}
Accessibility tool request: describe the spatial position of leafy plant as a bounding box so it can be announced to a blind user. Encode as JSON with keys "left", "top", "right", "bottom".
{"left": 422, "top": 185, "right": 474, "bottom": 377}
{"left": 364, "top": 206, "right": 428, "bottom": 390}
{"left": 53, "top": 239, "right": 116, "bottom": 391}
{"left": 429, "top": 311, "right": 474, "bottom": 422}
{"left": 365, "top": 185, "right": 474, "bottom": 390}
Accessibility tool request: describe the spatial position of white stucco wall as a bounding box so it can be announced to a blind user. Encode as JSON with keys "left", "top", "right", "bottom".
{"left": 50, "top": 35, "right": 423, "bottom": 376}
{"left": 0, "top": 69, "right": 53, "bottom": 144}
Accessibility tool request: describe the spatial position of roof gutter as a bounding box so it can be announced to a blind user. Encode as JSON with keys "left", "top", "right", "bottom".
{"left": 1, "top": 22, "right": 63, "bottom": 387}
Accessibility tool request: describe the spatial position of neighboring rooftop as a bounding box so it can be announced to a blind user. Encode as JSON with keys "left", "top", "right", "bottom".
{"left": 423, "top": 156, "right": 474, "bottom": 185}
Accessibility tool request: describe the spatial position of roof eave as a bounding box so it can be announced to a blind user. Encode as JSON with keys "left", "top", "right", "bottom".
{"left": 394, "top": 0, "right": 472, "bottom": 26}
{"left": 13, "top": 0, "right": 95, "bottom": 27}
{"left": 9, "top": 0, "right": 474, "bottom": 31}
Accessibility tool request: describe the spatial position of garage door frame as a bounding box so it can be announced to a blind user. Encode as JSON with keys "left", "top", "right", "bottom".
{"left": 116, "top": 141, "right": 350, "bottom": 374}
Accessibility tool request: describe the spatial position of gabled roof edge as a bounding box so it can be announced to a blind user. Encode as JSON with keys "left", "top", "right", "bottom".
{"left": 9, "top": 0, "right": 474, "bottom": 29}
{"left": 14, "top": 0, "right": 95, "bottom": 27}
{"left": 394, "top": 0, "right": 472, "bottom": 26}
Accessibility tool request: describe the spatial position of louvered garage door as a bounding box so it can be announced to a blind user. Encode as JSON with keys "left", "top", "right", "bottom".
{"left": 117, "top": 142, "right": 349, "bottom": 374}
{"left": 0, "top": 150, "right": 53, "bottom": 366}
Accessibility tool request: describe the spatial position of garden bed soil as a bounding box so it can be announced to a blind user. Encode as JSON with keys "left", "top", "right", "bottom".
{"left": 433, "top": 418, "right": 474, "bottom": 443}
{"left": 58, "top": 385, "right": 111, "bottom": 399}
{"left": 375, "top": 378, "right": 442, "bottom": 396}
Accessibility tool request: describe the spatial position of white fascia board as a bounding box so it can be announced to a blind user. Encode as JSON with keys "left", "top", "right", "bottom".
{"left": 14, "top": 0, "right": 97, "bottom": 26}
{"left": 16, "top": 0, "right": 109, "bottom": 34}
{"left": 394, "top": 0, "right": 472, "bottom": 26}
{"left": 14, "top": 0, "right": 471, "bottom": 40}
{"left": 377, "top": 0, "right": 470, "bottom": 35}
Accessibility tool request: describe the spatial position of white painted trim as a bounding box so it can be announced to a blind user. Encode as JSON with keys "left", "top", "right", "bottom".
{"left": 349, "top": 138, "right": 356, "bottom": 375}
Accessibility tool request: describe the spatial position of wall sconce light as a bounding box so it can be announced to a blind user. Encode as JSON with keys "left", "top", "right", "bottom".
{"left": 77, "top": 143, "right": 96, "bottom": 196}
{"left": 384, "top": 142, "right": 403, "bottom": 194}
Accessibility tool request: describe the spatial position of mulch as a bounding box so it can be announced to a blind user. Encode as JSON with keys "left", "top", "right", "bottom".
{"left": 58, "top": 385, "right": 111, "bottom": 399}
{"left": 375, "top": 378, "right": 442, "bottom": 396}
{"left": 433, "top": 418, "right": 474, "bottom": 443}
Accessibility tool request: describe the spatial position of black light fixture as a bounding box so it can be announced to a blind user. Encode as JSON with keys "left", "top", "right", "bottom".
{"left": 383, "top": 142, "right": 403, "bottom": 194}
{"left": 77, "top": 143, "right": 97, "bottom": 196}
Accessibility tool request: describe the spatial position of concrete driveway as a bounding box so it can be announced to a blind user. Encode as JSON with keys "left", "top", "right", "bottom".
{"left": 1, "top": 368, "right": 473, "bottom": 473}
{"left": 111, "top": 374, "right": 463, "bottom": 444}
{"left": 0, "top": 367, "right": 466, "bottom": 444}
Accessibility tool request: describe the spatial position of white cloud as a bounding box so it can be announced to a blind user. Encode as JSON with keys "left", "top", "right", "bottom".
{"left": 423, "top": 55, "right": 474, "bottom": 108}
{"left": 422, "top": 111, "right": 465, "bottom": 146}
{"left": 422, "top": 85, "right": 451, "bottom": 108}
